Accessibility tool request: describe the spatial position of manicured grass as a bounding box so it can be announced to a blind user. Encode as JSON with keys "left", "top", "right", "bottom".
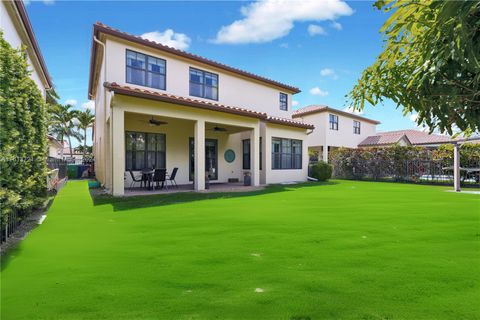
{"left": 1, "top": 180, "right": 479, "bottom": 319}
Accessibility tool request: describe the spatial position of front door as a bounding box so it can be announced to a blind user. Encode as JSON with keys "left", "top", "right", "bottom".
{"left": 189, "top": 138, "right": 218, "bottom": 181}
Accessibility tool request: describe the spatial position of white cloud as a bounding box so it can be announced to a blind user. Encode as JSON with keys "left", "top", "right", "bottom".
{"left": 213, "top": 0, "right": 353, "bottom": 44}
{"left": 292, "top": 100, "right": 299, "bottom": 107}
{"left": 320, "top": 68, "right": 334, "bottom": 76}
{"left": 320, "top": 68, "right": 339, "bottom": 79}
{"left": 309, "top": 87, "right": 329, "bottom": 97}
{"left": 331, "top": 21, "right": 342, "bottom": 30}
{"left": 65, "top": 99, "right": 77, "bottom": 106}
{"left": 343, "top": 106, "right": 364, "bottom": 115}
{"left": 81, "top": 101, "right": 95, "bottom": 111}
{"left": 279, "top": 42, "right": 289, "bottom": 48}
{"left": 141, "top": 29, "right": 191, "bottom": 50}
{"left": 308, "top": 24, "right": 326, "bottom": 36}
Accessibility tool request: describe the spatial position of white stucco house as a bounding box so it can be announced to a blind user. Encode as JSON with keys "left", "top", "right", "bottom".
{"left": 47, "top": 135, "right": 63, "bottom": 158}
{"left": 1, "top": 0, "right": 52, "bottom": 98}
{"left": 88, "top": 23, "right": 314, "bottom": 196}
{"left": 292, "top": 105, "right": 380, "bottom": 162}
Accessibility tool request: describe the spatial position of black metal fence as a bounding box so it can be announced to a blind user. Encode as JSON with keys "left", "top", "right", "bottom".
{"left": 1, "top": 158, "right": 69, "bottom": 244}
{"left": 47, "top": 157, "right": 67, "bottom": 179}
{"left": 1, "top": 210, "right": 22, "bottom": 244}
{"left": 333, "top": 158, "right": 480, "bottom": 188}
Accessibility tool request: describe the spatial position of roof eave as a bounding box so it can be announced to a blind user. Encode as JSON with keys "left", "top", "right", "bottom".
{"left": 293, "top": 106, "right": 381, "bottom": 125}
{"left": 13, "top": 0, "right": 53, "bottom": 89}
{"left": 104, "top": 82, "right": 268, "bottom": 120}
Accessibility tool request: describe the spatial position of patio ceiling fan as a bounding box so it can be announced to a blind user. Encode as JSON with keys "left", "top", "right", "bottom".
{"left": 139, "top": 116, "right": 168, "bottom": 126}
{"left": 208, "top": 126, "right": 227, "bottom": 132}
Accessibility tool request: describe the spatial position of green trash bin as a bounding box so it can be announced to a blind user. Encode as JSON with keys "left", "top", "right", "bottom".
{"left": 67, "top": 165, "right": 78, "bottom": 179}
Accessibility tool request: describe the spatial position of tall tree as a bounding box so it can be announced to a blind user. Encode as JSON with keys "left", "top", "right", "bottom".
{"left": 76, "top": 109, "right": 95, "bottom": 158}
{"left": 49, "top": 104, "right": 82, "bottom": 159}
{"left": 348, "top": 0, "right": 480, "bottom": 135}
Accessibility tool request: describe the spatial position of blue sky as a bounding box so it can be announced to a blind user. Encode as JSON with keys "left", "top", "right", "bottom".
{"left": 26, "top": 0, "right": 420, "bottom": 146}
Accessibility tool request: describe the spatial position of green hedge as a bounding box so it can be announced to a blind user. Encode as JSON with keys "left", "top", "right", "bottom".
{"left": 0, "top": 33, "right": 48, "bottom": 226}
{"left": 310, "top": 161, "right": 333, "bottom": 181}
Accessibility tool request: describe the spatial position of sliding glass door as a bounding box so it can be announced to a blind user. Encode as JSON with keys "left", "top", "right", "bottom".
{"left": 189, "top": 138, "right": 218, "bottom": 181}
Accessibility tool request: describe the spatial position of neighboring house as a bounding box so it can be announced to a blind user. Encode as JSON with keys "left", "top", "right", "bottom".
{"left": 58, "top": 141, "right": 84, "bottom": 163}
{"left": 47, "top": 135, "right": 63, "bottom": 158}
{"left": 88, "top": 22, "right": 313, "bottom": 196}
{"left": 292, "top": 105, "right": 380, "bottom": 162}
{"left": 358, "top": 129, "right": 455, "bottom": 149}
{"left": 0, "top": 0, "right": 52, "bottom": 98}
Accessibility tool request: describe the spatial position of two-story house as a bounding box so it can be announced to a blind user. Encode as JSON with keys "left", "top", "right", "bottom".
{"left": 292, "top": 105, "right": 380, "bottom": 162}
{"left": 1, "top": 0, "right": 52, "bottom": 99}
{"left": 88, "top": 23, "right": 314, "bottom": 196}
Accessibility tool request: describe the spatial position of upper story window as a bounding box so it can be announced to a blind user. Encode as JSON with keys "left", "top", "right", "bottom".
{"left": 353, "top": 120, "right": 361, "bottom": 134}
{"left": 126, "top": 50, "right": 166, "bottom": 90}
{"left": 189, "top": 67, "right": 218, "bottom": 100}
{"left": 329, "top": 114, "right": 339, "bottom": 130}
{"left": 279, "top": 93, "right": 288, "bottom": 111}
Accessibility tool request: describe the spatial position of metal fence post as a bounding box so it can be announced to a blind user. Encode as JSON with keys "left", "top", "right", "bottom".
{"left": 453, "top": 143, "right": 461, "bottom": 192}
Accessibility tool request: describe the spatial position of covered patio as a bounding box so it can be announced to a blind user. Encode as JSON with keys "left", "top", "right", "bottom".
{"left": 104, "top": 86, "right": 262, "bottom": 196}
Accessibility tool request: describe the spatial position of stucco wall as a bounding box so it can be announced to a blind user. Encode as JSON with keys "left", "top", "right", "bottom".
{"left": 0, "top": 1, "right": 47, "bottom": 98}
{"left": 263, "top": 123, "right": 309, "bottom": 184}
{"left": 123, "top": 113, "right": 249, "bottom": 187}
{"left": 298, "top": 111, "right": 377, "bottom": 149}
{"left": 102, "top": 37, "right": 295, "bottom": 118}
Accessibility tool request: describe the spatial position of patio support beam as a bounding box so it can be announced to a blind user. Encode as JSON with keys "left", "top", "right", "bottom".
{"left": 453, "top": 143, "right": 460, "bottom": 192}
{"left": 111, "top": 107, "right": 125, "bottom": 196}
{"left": 194, "top": 120, "right": 205, "bottom": 191}
{"left": 250, "top": 125, "right": 260, "bottom": 186}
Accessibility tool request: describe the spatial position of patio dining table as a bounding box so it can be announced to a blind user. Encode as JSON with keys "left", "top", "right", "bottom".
{"left": 141, "top": 168, "right": 169, "bottom": 190}
{"left": 141, "top": 169, "right": 155, "bottom": 190}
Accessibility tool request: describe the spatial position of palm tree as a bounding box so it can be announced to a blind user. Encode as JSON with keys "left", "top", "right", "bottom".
{"left": 49, "top": 104, "right": 82, "bottom": 159}
{"left": 76, "top": 109, "right": 95, "bottom": 158}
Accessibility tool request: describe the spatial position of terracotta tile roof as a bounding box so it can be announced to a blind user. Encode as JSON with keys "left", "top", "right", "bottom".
{"left": 293, "top": 105, "right": 380, "bottom": 124}
{"left": 359, "top": 129, "right": 454, "bottom": 147}
{"left": 104, "top": 82, "right": 314, "bottom": 129}
{"left": 12, "top": 1, "right": 52, "bottom": 88}
{"left": 266, "top": 116, "right": 314, "bottom": 129}
{"left": 89, "top": 22, "right": 300, "bottom": 98}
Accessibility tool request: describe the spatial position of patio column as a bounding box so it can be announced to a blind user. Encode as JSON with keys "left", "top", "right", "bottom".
{"left": 250, "top": 125, "right": 260, "bottom": 186}
{"left": 322, "top": 145, "right": 328, "bottom": 163}
{"left": 111, "top": 107, "right": 125, "bottom": 196}
{"left": 453, "top": 143, "right": 461, "bottom": 192}
{"left": 194, "top": 120, "right": 205, "bottom": 191}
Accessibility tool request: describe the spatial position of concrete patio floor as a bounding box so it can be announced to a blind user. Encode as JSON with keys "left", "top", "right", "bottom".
{"left": 124, "top": 182, "right": 266, "bottom": 197}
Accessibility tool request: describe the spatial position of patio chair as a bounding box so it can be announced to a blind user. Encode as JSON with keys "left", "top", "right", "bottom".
{"left": 167, "top": 167, "right": 179, "bottom": 188}
{"left": 128, "top": 170, "right": 143, "bottom": 190}
{"left": 153, "top": 168, "right": 168, "bottom": 190}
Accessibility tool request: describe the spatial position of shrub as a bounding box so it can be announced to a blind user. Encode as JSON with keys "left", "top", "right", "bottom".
{"left": 311, "top": 161, "right": 332, "bottom": 181}
{"left": 0, "top": 32, "right": 48, "bottom": 226}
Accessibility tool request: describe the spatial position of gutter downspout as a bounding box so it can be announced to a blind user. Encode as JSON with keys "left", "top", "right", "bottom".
{"left": 93, "top": 36, "right": 110, "bottom": 190}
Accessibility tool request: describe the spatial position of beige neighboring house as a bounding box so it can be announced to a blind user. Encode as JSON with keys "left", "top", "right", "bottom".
{"left": 58, "top": 141, "right": 84, "bottom": 163}
{"left": 292, "top": 105, "right": 380, "bottom": 162}
{"left": 1, "top": 0, "right": 52, "bottom": 98}
{"left": 358, "top": 129, "right": 455, "bottom": 149}
{"left": 47, "top": 135, "right": 63, "bottom": 158}
{"left": 88, "top": 22, "right": 313, "bottom": 196}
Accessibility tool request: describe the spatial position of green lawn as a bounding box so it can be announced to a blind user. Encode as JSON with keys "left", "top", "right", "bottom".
{"left": 1, "top": 180, "right": 479, "bottom": 320}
